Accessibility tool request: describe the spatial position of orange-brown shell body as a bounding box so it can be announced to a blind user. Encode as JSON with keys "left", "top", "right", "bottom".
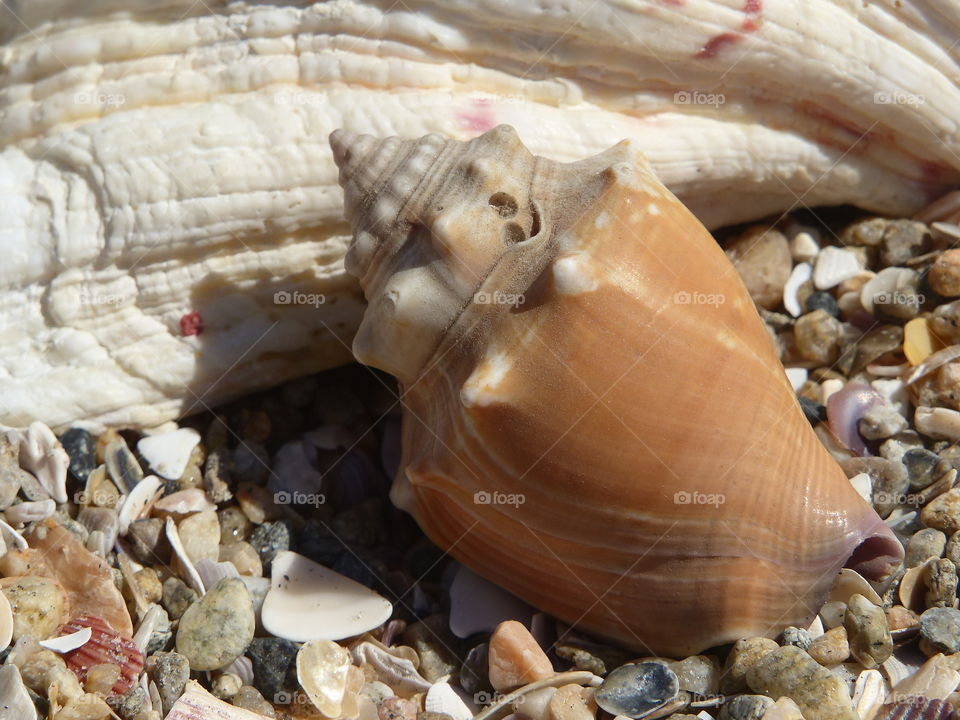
{"left": 330, "top": 125, "right": 903, "bottom": 656}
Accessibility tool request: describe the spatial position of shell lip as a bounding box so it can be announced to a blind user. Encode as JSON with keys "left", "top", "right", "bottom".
{"left": 843, "top": 518, "right": 904, "bottom": 581}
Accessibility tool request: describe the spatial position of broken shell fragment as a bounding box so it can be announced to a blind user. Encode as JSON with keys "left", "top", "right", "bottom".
{"left": 331, "top": 125, "right": 903, "bottom": 656}
{"left": 60, "top": 615, "right": 144, "bottom": 696}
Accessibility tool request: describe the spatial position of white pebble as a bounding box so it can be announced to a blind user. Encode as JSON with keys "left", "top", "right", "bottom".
{"left": 820, "top": 378, "right": 844, "bottom": 406}
{"left": 791, "top": 232, "right": 820, "bottom": 263}
{"left": 814, "top": 247, "right": 863, "bottom": 290}
{"left": 915, "top": 406, "right": 960, "bottom": 441}
{"left": 849, "top": 473, "right": 872, "bottom": 504}
{"left": 785, "top": 368, "right": 808, "bottom": 392}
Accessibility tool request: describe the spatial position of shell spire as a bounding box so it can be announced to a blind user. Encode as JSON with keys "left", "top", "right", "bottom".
{"left": 330, "top": 125, "right": 904, "bottom": 656}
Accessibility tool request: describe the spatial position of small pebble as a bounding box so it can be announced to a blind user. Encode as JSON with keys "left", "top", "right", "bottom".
{"left": 921, "top": 487, "right": 960, "bottom": 533}
{"left": 594, "top": 662, "right": 679, "bottom": 718}
{"left": 799, "top": 397, "right": 827, "bottom": 426}
{"left": 814, "top": 246, "right": 863, "bottom": 290}
{"left": 903, "top": 448, "right": 943, "bottom": 490}
{"left": 60, "top": 428, "right": 97, "bottom": 484}
{"left": 211, "top": 672, "right": 243, "bottom": 700}
{"left": 886, "top": 605, "right": 919, "bottom": 632}
{"left": 297, "top": 639, "right": 351, "bottom": 718}
{"left": 929, "top": 250, "right": 960, "bottom": 297}
{"left": 905, "top": 528, "right": 947, "bottom": 566}
{"left": 248, "top": 521, "right": 291, "bottom": 573}
{"left": 380, "top": 696, "right": 419, "bottom": 720}
{"left": 1, "top": 576, "right": 68, "bottom": 641}
{"left": 665, "top": 655, "right": 720, "bottom": 696}
{"left": 107, "top": 685, "right": 146, "bottom": 720}
{"left": 219, "top": 541, "right": 263, "bottom": 577}
{"left": 488, "top": 620, "right": 554, "bottom": 691}
{"left": 204, "top": 448, "right": 233, "bottom": 504}
{"left": 247, "top": 637, "right": 300, "bottom": 701}
{"left": 128, "top": 518, "right": 169, "bottom": 564}
{"left": 842, "top": 217, "right": 889, "bottom": 247}
{"left": 880, "top": 220, "right": 930, "bottom": 267}
{"left": 547, "top": 683, "right": 595, "bottom": 720}
{"left": 780, "top": 626, "right": 812, "bottom": 650}
{"left": 746, "top": 646, "right": 857, "bottom": 720}
{"left": 919, "top": 606, "right": 960, "bottom": 655}
{"left": 401, "top": 615, "right": 459, "bottom": 683}
{"left": 231, "top": 684, "right": 276, "bottom": 717}
{"left": 804, "top": 291, "right": 839, "bottom": 318}
{"left": 150, "top": 651, "right": 190, "bottom": 716}
{"left": 219, "top": 506, "right": 252, "bottom": 544}
{"left": 945, "top": 530, "right": 960, "bottom": 564}
{"left": 925, "top": 558, "right": 958, "bottom": 608}
{"left": 725, "top": 226, "right": 792, "bottom": 309}
{"left": 133, "top": 568, "right": 163, "bottom": 604}
{"left": 858, "top": 403, "right": 908, "bottom": 441}
{"left": 790, "top": 231, "right": 819, "bottom": 263}
{"left": 176, "top": 577, "right": 255, "bottom": 671}
{"left": 720, "top": 637, "right": 778, "bottom": 694}
{"left": 844, "top": 594, "right": 892, "bottom": 668}
{"left": 718, "top": 694, "right": 774, "bottom": 720}
{"left": 806, "top": 626, "right": 849, "bottom": 666}
{"left": 162, "top": 576, "right": 198, "bottom": 620}
{"left": 794, "top": 309, "right": 842, "bottom": 364}
{"left": 177, "top": 510, "right": 221, "bottom": 564}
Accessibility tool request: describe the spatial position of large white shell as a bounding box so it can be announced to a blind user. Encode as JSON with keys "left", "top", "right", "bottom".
{"left": 2, "top": 1, "right": 960, "bottom": 430}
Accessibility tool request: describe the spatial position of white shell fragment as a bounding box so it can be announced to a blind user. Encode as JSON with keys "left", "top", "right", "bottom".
{"left": 426, "top": 682, "right": 473, "bottom": 720}
{"left": 15, "top": 423, "right": 68, "bottom": 503}
{"left": 784, "top": 368, "right": 808, "bottom": 393}
{"left": 165, "top": 517, "right": 206, "bottom": 595}
{"left": 39, "top": 627, "right": 93, "bottom": 654}
{"left": 297, "top": 639, "right": 352, "bottom": 718}
{"left": 790, "top": 232, "right": 820, "bottom": 264}
{"left": 0, "top": 590, "right": 11, "bottom": 653}
{"left": 849, "top": 474, "right": 873, "bottom": 505}
{"left": 890, "top": 653, "right": 960, "bottom": 699}
{"left": 118, "top": 475, "right": 164, "bottom": 535}
{"left": 153, "top": 488, "right": 216, "bottom": 515}
{"left": 350, "top": 642, "right": 431, "bottom": 697}
{"left": 915, "top": 406, "right": 960, "bottom": 441}
{"left": 783, "top": 262, "right": 813, "bottom": 318}
{"left": 4, "top": 499, "right": 55, "bottom": 525}
{"left": 814, "top": 247, "right": 863, "bottom": 290}
{"left": 0, "top": 665, "right": 37, "bottom": 720}
{"left": 852, "top": 668, "right": 886, "bottom": 720}
{"left": 136, "top": 428, "right": 201, "bottom": 480}
{"left": 262, "top": 551, "right": 392, "bottom": 642}
{"left": 829, "top": 568, "right": 883, "bottom": 606}
{"left": 450, "top": 566, "right": 533, "bottom": 638}
{"left": 166, "top": 680, "right": 270, "bottom": 720}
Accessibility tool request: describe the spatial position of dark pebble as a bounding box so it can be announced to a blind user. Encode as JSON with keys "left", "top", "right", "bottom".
{"left": 128, "top": 518, "right": 170, "bottom": 564}
{"left": 162, "top": 577, "right": 198, "bottom": 620}
{"left": 107, "top": 685, "right": 146, "bottom": 720}
{"left": 799, "top": 396, "right": 826, "bottom": 426}
{"left": 59, "top": 427, "right": 97, "bottom": 483}
{"left": 805, "top": 291, "right": 839, "bottom": 318}
{"left": 919, "top": 606, "right": 960, "bottom": 654}
{"left": 246, "top": 637, "right": 299, "bottom": 700}
{"left": 460, "top": 643, "right": 492, "bottom": 696}
{"left": 248, "top": 521, "right": 292, "bottom": 573}
{"left": 903, "top": 448, "right": 943, "bottom": 490}
{"left": 595, "top": 662, "right": 680, "bottom": 718}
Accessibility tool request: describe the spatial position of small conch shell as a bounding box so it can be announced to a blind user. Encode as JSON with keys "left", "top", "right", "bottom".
{"left": 330, "top": 125, "right": 904, "bottom": 656}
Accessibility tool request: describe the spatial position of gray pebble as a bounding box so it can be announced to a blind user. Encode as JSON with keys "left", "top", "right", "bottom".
{"left": 595, "top": 662, "right": 679, "bottom": 718}
{"left": 859, "top": 404, "right": 908, "bottom": 441}
{"left": 129, "top": 517, "right": 170, "bottom": 564}
{"left": 903, "top": 448, "right": 943, "bottom": 490}
{"left": 248, "top": 521, "right": 291, "bottom": 573}
{"left": 401, "top": 615, "right": 459, "bottom": 683}
{"left": 246, "top": 637, "right": 299, "bottom": 701}
{"left": 162, "top": 576, "right": 198, "bottom": 620}
{"left": 231, "top": 685, "right": 276, "bottom": 717}
{"left": 459, "top": 644, "right": 491, "bottom": 696}
{"left": 946, "top": 530, "right": 960, "bottom": 565}
{"left": 59, "top": 427, "right": 97, "bottom": 483}
{"left": 176, "top": 577, "right": 255, "bottom": 671}
{"left": 781, "top": 626, "right": 813, "bottom": 651}
{"left": 919, "top": 607, "right": 960, "bottom": 655}
{"left": 926, "top": 558, "right": 958, "bottom": 608}
{"left": 151, "top": 651, "right": 190, "bottom": 716}
{"left": 844, "top": 594, "right": 892, "bottom": 668}
{"left": 905, "top": 528, "right": 947, "bottom": 567}
{"left": 794, "top": 310, "right": 842, "bottom": 365}
{"left": 106, "top": 685, "right": 146, "bottom": 720}
{"left": 718, "top": 695, "right": 775, "bottom": 720}
{"left": 880, "top": 220, "right": 930, "bottom": 267}
{"left": 841, "top": 457, "right": 908, "bottom": 518}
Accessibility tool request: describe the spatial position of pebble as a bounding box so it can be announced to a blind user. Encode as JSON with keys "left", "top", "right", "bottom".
{"left": 919, "top": 607, "right": 960, "bottom": 654}
{"left": 128, "top": 518, "right": 169, "bottom": 564}
{"left": 814, "top": 246, "right": 864, "bottom": 290}
{"left": 880, "top": 219, "right": 931, "bottom": 267}
{"left": 380, "top": 696, "right": 419, "bottom": 720}
{"left": 804, "top": 291, "right": 839, "bottom": 318}
{"left": 790, "top": 231, "right": 819, "bottom": 262}
{"left": 176, "top": 577, "right": 255, "bottom": 670}
{"left": 718, "top": 694, "right": 774, "bottom": 720}
{"left": 151, "top": 651, "right": 190, "bottom": 716}
{"left": 904, "top": 317, "right": 947, "bottom": 366}
{"left": 916, "top": 407, "right": 960, "bottom": 442}
{"left": 665, "top": 655, "right": 719, "bottom": 696}
{"left": 248, "top": 521, "right": 291, "bottom": 572}
{"left": 806, "top": 626, "right": 849, "bottom": 666}
{"left": 460, "top": 644, "right": 491, "bottom": 696}
{"left": 296, "top": 639, "right": 351, "bottom": 718}
{"left": 162, "top": 576, "right": 198, "bottom": 620}
{"left": 547, "top": 683, "right": 595, "bottom": 720}
{"left": 746, "top": 646, "right": 857, "bottom": 720}
{"left": 780, "top": 626, "right": 812, "bottom": 651}
{"left": 107, "top": 685, "right": 146, "bottom": 720}
{"left": 177, "top": 510, "right": 221, "bottom": 564}
{"left": 946, "top": 530, "right": 960, "bottom": 564}
{"left": 724, "top": 226, "right": 792, "bottom": 309}
{"left": 844, "top": 593, "right": 892, "bottom": 668}
{"left": 105, "top": 438, "right": 143, "bottom": 492}
{"left": 905, "top": 528, "right": 947, "bottom": 566}
{"left": 231, "top": 684, "right": 276, "bottom": 717}
{"left": 760, "top": 697, "right": 805, "bottom": 720}
{"left": 720, "top": 637, "right": 778, "bottom": 694}
{"left": 904, "top": 449, "right": 944, "bottom": 491}
{"left": 247, "top": 637, "right": 299, "bottom": 702}
{"left": 842, "top": 217, "right": 889, "bottom": 247}
{"left": 921, "top": 487, "right": 960, "bottom": 532}
{"left": 219, "top": 541, "right": 263, "bottom": 577}
{"left": 401, "top": 615, "right": 459, "bottom": 683}
{"left": 134, "top": 567, "right": 163, "bottom": 604}
{"left": 931, "top": 300, "right": 960, "bottom": 344}
{"left": 930, "top": 249, "right": 960, "bottom": 297}
{"left": 204, "top": 448, "right": 233, "bottom": 504}
{"left": 858, "top": 402, "right": 908, "bottom": 441}
{"left": 211, "top": 672, "right": 243, "bottom": 700}
{"left": 0, "top": 576, "right": 68, "bottom": 641}
{"left": 925, "top": 558, "right": 958, "bottom": 608}
{"left": 60, "top": 428, "right": 97, "bottom": 484}
{"left": 137, "top": 428, "right": 201, "bottom": 481}
{"left": 488, "top": 621, "right": 554, "bottom": 691}
{"left": 594, "top": 662, "right": 679, "bottom": 718}
{"left": 794, "top": 309, "right": 842, "bottom": 364}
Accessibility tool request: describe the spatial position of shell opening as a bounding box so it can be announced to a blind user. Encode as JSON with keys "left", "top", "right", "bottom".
{"left": 844, "top": 528, "right": 904, "bottom": 581}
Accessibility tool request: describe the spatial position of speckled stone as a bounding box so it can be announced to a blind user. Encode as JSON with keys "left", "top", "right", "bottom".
{"left": 926, "top": 558, "right": 958, "bottom": 608}
{"left": 724, "top": 226, "right": 792, "bottom": 310}
{"left": 880, "top": 220, "right": 931, "bottom": 267}
{"left": 718, "top": 694, "right": 774, "bottom": 720}
{"left": 211, "top": 672, "right": 243, "bottom": 700}
{"left": 107, "top": 685, "right": 146, "bottom": 720}
{"left": 1, "top": 576, "right": 68, "bottom": 641}
{"left": 946, "top": 530, "right": 960, "bottom": 565}
{"left": 176, "top": 577, "right": 255, "bottom": 671}
{"left": 806, "top": 627, "right": 849, "bottom": 666}
{"left": 248, "top": 521, "right": 291, "bottom": 573}
{"left": 746, "top": 646, "right": 857, "bottom": 720}
{"left": 721, "top": 637, "right": 779, "bottom": 694}
{"left": 859, "top": 403, "right": 908, "bottom": 441}
{"left": 162, "top": 576, "right": 198, "bottom": 620}
{"left": 921, "top": 488, "right": 960, "bottom": 533}
{"left": 906, "top": 528, "right": 947, "bottom": 566}
{"left": 128, "top": 517, "right": 170, "bottom": 564}
{"left": 150, "top": 651, "right": 189, "bottom": 717}
{"left": 595, "top": 662, "right": 679, "bottom": 718}
{"left": 919, "top": 607, "right": 960, "bottom": 655}
{"left": 904, "top": 448, "right": 944, "bottom": 491}
{"left": 781, "top": 627, "right": 813, "bottom": 651}
{"left": 204, "top": 448, "right": 233, "bottom": 504}
{"left": 794, "top": 309, "right": 842, "bottom": 364}
{"left": 401, "top": 615, "right": 459, "bottom": 683}
{"left": 844, "top": 594, "right": 892, "bottom": 668}
{"left": 231, "top": 685, "right": 276, "bottom": 717}
{"left": 930, "top": 250, "right": 960, "bottom": 297}
{"left": 246, "top": 637, "right": 299, "bottom": 701}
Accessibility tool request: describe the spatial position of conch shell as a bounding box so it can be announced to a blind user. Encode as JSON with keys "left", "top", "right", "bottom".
{"left": 330, "top": 125, "right": 904, "bottom": 656}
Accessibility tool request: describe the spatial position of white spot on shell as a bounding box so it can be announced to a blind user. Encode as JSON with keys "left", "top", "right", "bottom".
{"left": 553, "top": 252, "right": 598, "bottom": 295}
{"left": 461, "top": 351, "right": 513, "bottom": 408}
{"left": 648, "top": 203, "right": 660, "bottom": 215}
{"left": 594, "top": 212, "right": 609, "bottom": 229}
{"left": 716, "top": 331, "right": 738, "bottom": 351}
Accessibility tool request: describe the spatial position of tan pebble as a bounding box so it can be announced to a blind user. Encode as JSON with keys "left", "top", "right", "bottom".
{"left": 904, "top": 317, "right": 948, "bottom": 366}
{"left": 930, "top": 250, "right": 960, "bottom": 297}
{"left": 725, "top": 226, "right": 792, "bottom": 309}
{"left": 926, "top": 558, "right": 959, "bottom": 608}
{"left": 794, "top": 309, "right": 842, "bottom": 364}
{"left": 548, "top": 684, "right": 595, "bottom": 720}
{"left": 230, "top": 685, "right": 276, "bottom": 717}
{"left": 761, "top": 697, "right": 805, "bottom": 720}
{"left": 922, "top": 488, "right": 960, "bottom": 533}
{"left": 891, "top": 652, "right": 960, "bottom": 699}
{"left": 84, "top": 663, "right": 121, "bottom": 696}
{"left": 219, "top": 542, "right": 263, "bottom": 577}
{"left": 211, "top": 672, "right": 243, "bottom": 700}
{"left": 517, "top": 686, "right": 557, "bottom": 720}
{"left": 379, "top": 696, "right": 418, "bottom": 720}
{"left": 806, "top": 626, "right": 849, "bottom": 666}
{"left": 17, "top": 647, "right": 84, "bottom": 701}
{"left": 721, "top": 637, "right": 779, "bottom": 694}
{"left": 54, "top": 692, "right": 114, "bottom": 719}
{"left": 488, "top": 620, "right": 554, "bottom": 691}
{"left": 886, "top": 605, "right": 920, "bottom": 632}
{"left": 236, "top": 483, "right": 281, "bottom": 525}
{"left": 845, "top": 594, "right": 892, "bottom": 668}
{"left": 0, "top": 576, "right": 68, "bottom": 641}
{"left": 746, "top": 645, "right": 857, "bottom": 720}
{"left": 134, "top": 568, "right": 163, "bottom": 604}
{"left": 177, "top": 510, "right": 220, "bottom": 564}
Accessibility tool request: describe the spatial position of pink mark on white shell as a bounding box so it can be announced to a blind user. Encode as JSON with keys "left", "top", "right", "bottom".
{"left": 456, "top": 98, "right": 498, "bottom": 135}
{"left": 827, "top": 383, "right": 886, "bottom": 456}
